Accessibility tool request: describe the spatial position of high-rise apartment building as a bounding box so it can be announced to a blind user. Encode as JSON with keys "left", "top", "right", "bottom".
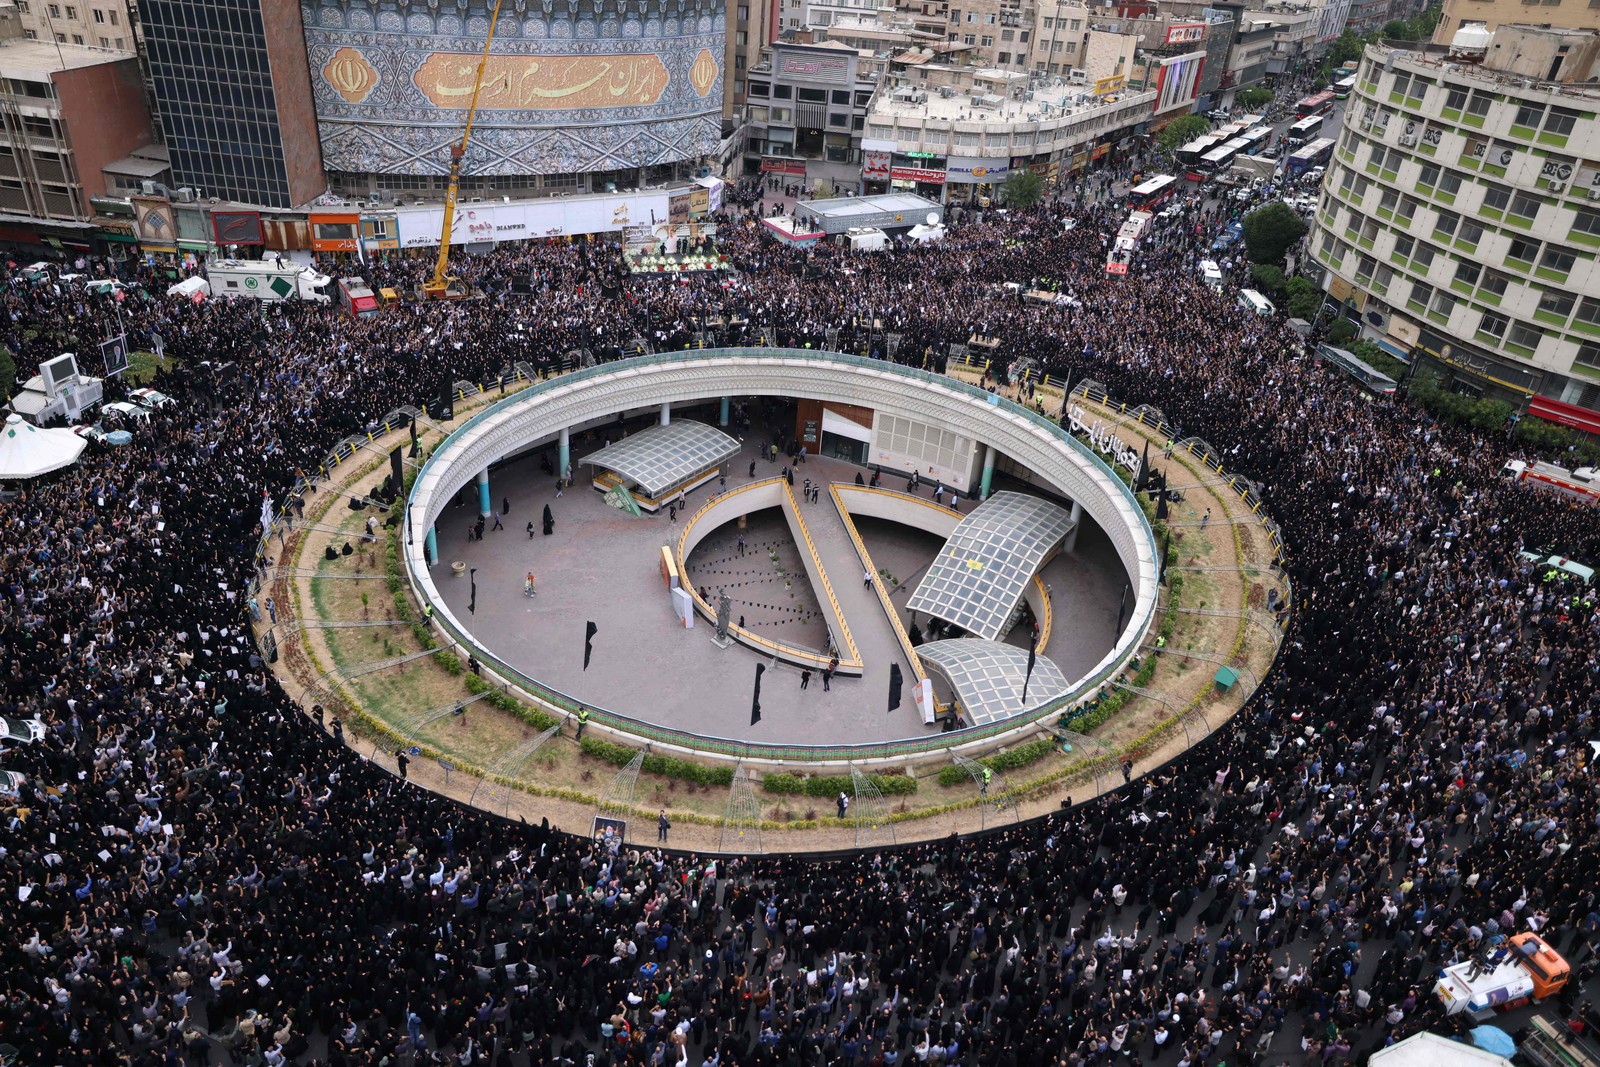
{"left": 1309, "top": 16, "right": 1600, "bottom": 424}
{"left": 136, "top": 0, "right": 323, "bottom": 207}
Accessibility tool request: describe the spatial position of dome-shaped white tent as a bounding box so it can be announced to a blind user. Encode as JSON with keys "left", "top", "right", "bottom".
{"left": 0, "top": 413, "right": 87, "bottom": 479}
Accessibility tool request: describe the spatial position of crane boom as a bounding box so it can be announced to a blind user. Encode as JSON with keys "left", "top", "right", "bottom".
{"left": 424, "top": 0, "right": 506, "bottom": 299}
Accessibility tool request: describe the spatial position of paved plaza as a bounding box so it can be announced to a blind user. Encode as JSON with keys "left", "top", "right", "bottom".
{"left": 428, "top": 404, "right": 1125, "bottom": 746}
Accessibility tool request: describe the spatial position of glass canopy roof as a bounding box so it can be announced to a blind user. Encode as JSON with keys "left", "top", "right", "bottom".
{"left": 906, "top": 491, "right": 1075, "bottom": 641}
{"left": 578, "top": 420, "right": 741, "bottom": 499}
{"left": 916, "top": 638, "right": 1071, "bottom": 725}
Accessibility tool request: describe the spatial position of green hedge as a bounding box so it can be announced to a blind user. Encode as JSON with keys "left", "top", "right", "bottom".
{"left": 936, "top": 736, "right": 1059, "bottom": 786}
{"left": 580, "top": 737, "right": 735, "bottom": 786}
{"left": 762, "top": 771, "right": 918, "bottom": 796}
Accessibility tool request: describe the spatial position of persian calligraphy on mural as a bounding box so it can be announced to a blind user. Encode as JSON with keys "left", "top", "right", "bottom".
{"left": 412, "top": 52, "right": 669, "bottom": 110}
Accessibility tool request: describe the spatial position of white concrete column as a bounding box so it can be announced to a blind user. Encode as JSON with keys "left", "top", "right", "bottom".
{"left": 1063, "top": 499, "right": 1083, "bottom": 553}
{"left": 660, "top": 402, "right": 671, "bottom": 426}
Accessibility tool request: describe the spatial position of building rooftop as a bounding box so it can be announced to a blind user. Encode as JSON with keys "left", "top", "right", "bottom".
{"left": 871, "top": 78, "right": 1151, "bottom": 124}
{"left": 793, "top": 192, "right": 941, "bottom": 223}
{"left": 578, "top": 420, "right": 740, "bottom": 500}
{"left": 0, "top": 38, "right": 133, "bottom": 77}
{"left": 1372, "top": 34, "right": 1600, "bottom": 103}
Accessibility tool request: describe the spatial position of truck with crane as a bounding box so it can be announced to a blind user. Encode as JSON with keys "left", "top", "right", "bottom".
{"left": 423, "top": 0, "right": 505, "bottom": 299}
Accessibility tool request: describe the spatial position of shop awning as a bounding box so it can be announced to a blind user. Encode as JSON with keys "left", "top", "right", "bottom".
{"left": 1528, "top": 395, "right": 1600, "bottom": 436}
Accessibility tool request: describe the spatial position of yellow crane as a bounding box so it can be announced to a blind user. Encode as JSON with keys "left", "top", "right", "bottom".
{"left": 424, "top": 0, "right": 506, "bottom": 299}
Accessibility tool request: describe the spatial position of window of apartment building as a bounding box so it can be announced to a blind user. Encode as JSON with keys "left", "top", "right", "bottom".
{"left": 735, "top": 54, "right": 747, "bottom": 69}
{"left": 1577, "top": 343, "right": 1600, "bottom": 371}
{"left": 1373, "top": 264, "right": 1394, "bottom": 293}
{"left": 735, "top": 30, "right": 747, "bottom": 44}
{"left": 1069, "top": 18, "right": 1081, "bottom": 28}
{"left": 796, "top": 87, "right": 826, "bottom": 102}
{"left": 1538, "top": 290, "right": 1576, "bottom": 317}
{"left": 1397, "top": 196, "right": 1420, "bottom": 224}
{"left": 1339, "top": 167, "right": 1355, "bottom": 195}
{"left": 70, "top": 34, "right": 82, "bottom": 43}
{"left": 1393, "top": 233, "right": 1414, "bottom": 259}
{"left": 773, "top": 84, "right": 791, "bottom": 97}
{"left": 1466, "top": 90, "right": 1494, "bottom": 120}
{"left": 954, "top": 131, "right": 979, "bottom": 147}
{"left": 1481, "top": 268, "right": 1511, "bottom": 296}
{"left": 1434, "top": 209, "right": 1459, "bottom": 239}
{"left": 15, "top": 1, "right": 27, "bottom": 10}
{"left": 64, "top": 5, "right": 75, "bottom": 16}
{"left": 1545, "top": 108, "right": 1579, "bottom": 137}
{"left": 47, "top": 4, "right": 59, "bottom": 16}
{"left": 1410, "top": 280, "right": 1434, "bottom": 308}
{"left": 1514, "top": 103, "right": 1545, "bottom": 129}
{"left": 1390, "top": 71, "right": 1410, "bottom": 98}
{"left": 1405, "top": 77, "right": 1428, "bottom": 107}
{"left": 1507, "top": 322, "right": 1543, "bottom": 350}
{"left": 1507, "top": 237, "right": 1540, "bottom": 264}
{"left": 964, "top": 34, "right": 976, "bottom": 44}
{"left": 999, "top": 52, "right": 1010, "bottom": 63}
{"left": 98, "top": 35, "right": 107, "bottom": 45}
{"left": 1445, "top": 86, "right": 1468, "bottom": 111}
{"left": 737, "top": 4, "right": 748, "bottom": 19}
{"left": 1437, "top": 169, "right": 1463, "bottom": 197}
{"left": 749, "top": 81, "right": 769, "bottom": 96}
{"left": 1508, "top": 191, "right": 1542, "bottom": 220}
{"left": 1454, "top": 261, "right": 1481, "bottom": 287}
{"left": 1575, "top": 209, "right": 1600, "bottom": 238}
{"left": 1576, "top": 298, "right": 1600, "bottom": 327}
{"left": 53, "top": 34, "right": 63, "bottom": 42}
{"left": 831, "top": 90, "right": 849, "bottom": 104}
{"left": 1413, "top": 242, "right": 1436, "bottom": 270}
{"left": 1458, "top": 218, "right": 1484, "bottom": 246}
{"left": 1541, "top": 246, "right": 1577, "bottom": 274}
{"left": 1041, "top": 15, "right": 1052, "bottom": 27}
{"left": 108, "top": 9, "right": 115, "bottom": 22}
{"left": 985, "top": 13, "right": 995, "bottom": 22}
{"left": 1479, "top": 310, "right": 1509, "bottom": 338}
{"left": 829, "top": 111, "right": 849, "bottom": 127}
{"left": 1001, "top": 28, "right": 1013, "bottom": 39}
{"left": 1355, "top": 254, "right": 1378, "bottom": 282}
{"left": 21, "top": 29, "right": 35, "bottom": 38}
{"left": 92, "top": 7, "right": 103, "bottom": 19}
{"left": 1429, "top": 290, "right": 1456, "bottom": 318}
{"left": 1418, "top": 163, "right": 1441, "bottom": 190}
{"left": 1019, "top": 30, "right": 1028, "bottom": 41}
{"left": 981, "top": 35, "right": 993, "bottom": 46}
{"left": 1483, "top": 184, "right": 1512, "bottom": 212}
{"left": 1379, "top": 188, "right": 1398, "bottom": 213}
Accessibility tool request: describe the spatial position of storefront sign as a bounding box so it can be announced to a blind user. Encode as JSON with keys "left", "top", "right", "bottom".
{"left": 889, "top": 166, "right": 946, "bottom": 183}
{"left": 1066, "top": 404, "right": 1143, "bottom": 480}
{"left": 395, "top": 189, "right": 672, "bottom": 247}
{"left": 862, "top": 151, "right": 891, "bottom": 181}
{"left": 310, "top": 212, "right": 360, "bottom": 253}
{"left": 946, "top": 158, "right": 1009, "bottom": 183}
{"left": 212, "top": 211, "right": 264, "bottom": 246}
{"left": 760, "top": 158, "right": 807, "bottom": 175}
{"left": 1093, "top": 75, "right": 1126, "bottom": 96}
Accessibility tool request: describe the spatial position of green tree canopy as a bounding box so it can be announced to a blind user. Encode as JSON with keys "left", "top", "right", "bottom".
{"left": 1001, "top": 169, "right": 1044, "bottom": 209}
{"left": 1157, "top": 114, "right": 1212, "bottom": 155}
{"left": 0, "top": 346, "right": 14, "bottom": 405}
{"left": 1243, "top": 202, "right": 1309, "bottom": 264}
{"left": 1234, "top": 87, "right": 1274, "bottom": 110}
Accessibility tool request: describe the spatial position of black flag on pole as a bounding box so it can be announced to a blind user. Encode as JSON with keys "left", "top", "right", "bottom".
{"left": 469, "top": 568, "right": 477, "bottom": 615}
{"left": 1022, "top": 635, "right": 1037, "bottom": 704}
{"left": 1135, "top": 440, "right": 1150, "bottom": 494}
{"left": 583, "top": 621, "right": 598, "bottom": 670}
{"left": 1155, "top": 489, "right": 1169, "bottom": 522}
{"left": 751, "top": 663, "right": 766, "bottom": 725}
{"left": 888, "top": 663, "right": 904, "bottom": 711}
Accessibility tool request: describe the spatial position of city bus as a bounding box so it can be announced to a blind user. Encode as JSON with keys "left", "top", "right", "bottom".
{"left": 1285, "top": 137, "right": 1336, "bottom": 177}
{"left": 1128, "top": 174, "right": 1180, "bottom": 211}
{"left": 1177, "top": 134, "right": 1226, "bottom": 178}
{"left": 1236, "top": 126, "right": 1274, "bottom": 156}
{"left": 1333, "top": 76, "right": 1357, "bottom": 100}
{"left": 1286, "top": 116, "right": 1325, "bottom": 147}
{"left": 1296, "top": 91, "right": 1336, "bottom": 117}
{"left": 1106, "top": 210, "right": 1154, "bottom": 275}
{"left": 1198, "top": 141, "right": 1243, "bottom": 180}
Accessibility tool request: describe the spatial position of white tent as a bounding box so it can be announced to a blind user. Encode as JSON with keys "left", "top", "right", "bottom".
{"left": 0, "top": 413, "right": 87, "bottom": 479}
{"left": 1369, "top": 1032, "right": 1511, "bottom": 1067}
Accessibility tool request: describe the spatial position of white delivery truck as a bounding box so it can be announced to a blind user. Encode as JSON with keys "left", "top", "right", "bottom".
{"left": 206, "top": 256, "right": 333, "bottom": 304}
{"left": 1502, "top": 459, "right": 1600, "bottom": 506}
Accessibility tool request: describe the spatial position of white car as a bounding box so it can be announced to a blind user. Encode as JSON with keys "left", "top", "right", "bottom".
{"left": 0, "top": 771, "right": 23, "bottom": 796}
{"left": 0, "top": 717, "right": 45, "bottom": 745}
{"left": 103, "top": 401, "right": 152, "bottom": 425}
{"left": 129, "top": 388, "right": 174, "bottom": 410}
{"left": 72, "top": 424, "right": 108, "bottom": 444}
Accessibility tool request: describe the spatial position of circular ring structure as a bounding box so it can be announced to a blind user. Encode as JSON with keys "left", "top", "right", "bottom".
{"left": 405, "top": 349, "right": 1160, "bottom": 766}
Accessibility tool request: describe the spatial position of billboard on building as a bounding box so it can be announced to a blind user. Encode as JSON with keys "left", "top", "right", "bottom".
{"left": 1155, "top": 52, "right": 1205, "bottom": 114}
{"left": 393, "top": 189, "right": 673, "bottom": 247}
{"left": 301, "top": 0, "right": 725, "bottom": 177}
{"left": 1165, "top": 23, "right": 1205, "bottom": 44}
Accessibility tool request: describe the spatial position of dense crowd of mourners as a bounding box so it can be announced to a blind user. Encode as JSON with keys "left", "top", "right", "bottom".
{"left": 1, "top": 167, "right": 1599, "bottom": 1067}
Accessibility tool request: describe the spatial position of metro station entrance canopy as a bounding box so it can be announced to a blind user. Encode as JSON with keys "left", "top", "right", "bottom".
{"left": 917, "top": 639, "right": 1071, "bottom": 725}
{"left": 906, "top": 491, "right": 1075, "bottom": 641}
{"left": 579, "top": 420, "right": 740, "bottom": 509}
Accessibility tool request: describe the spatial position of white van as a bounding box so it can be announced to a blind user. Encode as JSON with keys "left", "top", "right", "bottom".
{"left": 1237, "top": 289, "right": 1275, "bottom": 317}
{"left": 1199, "top": 260, "right": 1224, "bottom": 291}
